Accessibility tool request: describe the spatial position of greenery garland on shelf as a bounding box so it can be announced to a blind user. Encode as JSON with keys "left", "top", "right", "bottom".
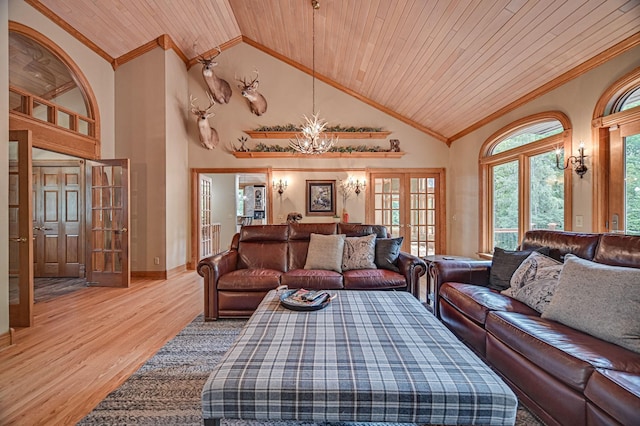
{"left": 250, "top": 143, "right": 390, "bottom": 153}
{"left": 253, "top": 124, "right": 384, "bottom": 133}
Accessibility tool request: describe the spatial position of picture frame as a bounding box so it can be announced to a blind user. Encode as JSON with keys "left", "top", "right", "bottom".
{"left": 306, "top": 180, "right": 336, "bottom": 216}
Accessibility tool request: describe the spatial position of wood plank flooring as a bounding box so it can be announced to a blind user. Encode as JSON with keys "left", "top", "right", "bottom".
{"left": 0, "top": 271, "right": 203, "bottom": 425}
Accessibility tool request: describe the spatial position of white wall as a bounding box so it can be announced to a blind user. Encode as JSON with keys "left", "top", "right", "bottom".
{"left": 448, "top": 44, "right": 640, "bottom": 257}
{"left": 115, "top": 48, "right": 167, "bottom": 272}
{"left": 164, "top": 49, "right": 190, "bottom": 271}
{"left": 1, "top": 0, "right": 10, "bottom": 337}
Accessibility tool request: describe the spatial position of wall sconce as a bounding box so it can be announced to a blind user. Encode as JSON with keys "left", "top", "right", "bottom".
{"left": 273, "top": 179, "right": 288, "bottom": 195}
{"left": 556, "top": 141, "right": 588, "bottom": 178}
{"left": 353, "top": 179, "right": 366, "bottom": 195}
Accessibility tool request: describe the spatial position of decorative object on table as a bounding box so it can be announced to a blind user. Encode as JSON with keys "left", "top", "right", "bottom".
{"left": 195, "top": 45, "right": 232, "bottom": 104}
{"left": 289, "top": 0, "right": 337, "bottom": 155}
{"left": 555, "top": 140, "right": 588, "bottom": 178}
{"left": 390, "top": 139, "right": 400, "bottom": 151}
{"left": 306, "top": 180, "right": 336, "bottom": 216}
{"left": 286, "top": 212, "right": 302, "bottom": 223}
{"left": 236, "top": 69, "right": 267, "bottom": 116}
{"left": 189, "top": 93, "right": 219, "bottom": 150}
{"left": 278, "top": 287, "right": 333, "bottom": 311}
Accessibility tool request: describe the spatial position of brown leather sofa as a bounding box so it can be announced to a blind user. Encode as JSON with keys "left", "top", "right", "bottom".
{"left": 430, "top": 230, "right": 640, "bottom": 426}
{"left": 198, "top": 222, "right": 427, "bottom": 320}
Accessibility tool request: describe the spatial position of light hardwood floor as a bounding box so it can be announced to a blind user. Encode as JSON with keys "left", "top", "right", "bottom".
{"left": 0, "top": 271, "right": 203, "bottom": 425}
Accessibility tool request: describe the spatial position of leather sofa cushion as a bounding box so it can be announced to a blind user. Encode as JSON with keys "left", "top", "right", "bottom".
{"left": 239, "top": 224, "right": 288, "bottom": 242}
{"left": 217, "top": 269, "right": 282, "bottom": 291}
{"left": 584, "top": 369, "right": 640, "bottom": 426}
{"left": 486, "top": 311, "right": 640, "bottom": 392}
{"left": 288, "top": 222, "right": 337, "bottom": 240}
{"left": 238, "top": 241, "right": 288, "bottom": 271}
{"left": 337, "top": 223, "right": 387, "bottom": 238}
{"left": 593, "top": 233, "right": 640, "bottom": 269}
{"left": 440, "top": 282, "right": 538, "bottom": 326}
{"left": 281, "top": 269, "right": 344, "bottom": 289}
{"left": 520, "top": 229, "right": 600, "bottom": 262}
{"left": 343, "top": 269, "right": 406, "bottom": 289}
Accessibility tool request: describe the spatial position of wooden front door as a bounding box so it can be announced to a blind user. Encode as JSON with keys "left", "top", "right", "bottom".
{"left": 368, "top": 170, "right": 446, "bottom": 256}
{"left": 32, "top": 164, "right": 84, "bottom": 277}
{"left": 86, "top": 159, "right": 130, "bottom": 287}
{"left": 9, "top": 130, "right": 34, "bottom": 327}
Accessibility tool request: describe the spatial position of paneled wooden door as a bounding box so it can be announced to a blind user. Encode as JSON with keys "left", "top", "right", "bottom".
{"left": 86, "top": 159, "right": 130, "bottom": 287}
{"left": 8, "top": 130, "right": 34, "bottom": 327}
{"left": 32, "top": 164, "right": 84, "bottom": 277}
{"left": 368, "top": 170, "right": 446, "bottom": 256}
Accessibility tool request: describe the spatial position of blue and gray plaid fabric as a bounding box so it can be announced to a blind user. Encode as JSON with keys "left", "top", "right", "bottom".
{"left": 202, "top": 290, "right": 517, "bottom": 425}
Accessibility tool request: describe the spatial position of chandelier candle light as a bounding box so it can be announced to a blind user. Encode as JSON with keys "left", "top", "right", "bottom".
{"left": 289, "top": 0, "right": 338, "bottom": 155}
{"left": 338, "top": 177, "right": 366, "bottom": 222}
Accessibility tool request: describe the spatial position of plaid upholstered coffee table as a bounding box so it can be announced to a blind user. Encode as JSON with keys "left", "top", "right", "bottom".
{"left": 202, "top": 290, "right": 517, "bottom": 425}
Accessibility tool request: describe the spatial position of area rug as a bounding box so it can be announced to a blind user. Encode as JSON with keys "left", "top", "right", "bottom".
{"left": 78, "top": 316, "right": 544, "bottom": 426}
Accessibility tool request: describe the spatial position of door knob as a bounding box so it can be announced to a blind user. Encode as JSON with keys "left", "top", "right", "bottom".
{"left": 10, "top": 237, "right": 27, "bottom": 243}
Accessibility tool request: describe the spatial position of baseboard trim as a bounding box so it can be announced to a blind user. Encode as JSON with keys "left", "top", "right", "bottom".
{"left": 131, "top": 271, "right": 167, "bottom": 280}
{"left": 0, "top": 328, "right": 15, "bottom": 350}
{"left": 131, "top": 264, "right": 187, "bottom": 280}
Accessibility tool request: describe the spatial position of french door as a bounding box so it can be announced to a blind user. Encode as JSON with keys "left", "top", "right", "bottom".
{"left": 609, "top": 123, "right": 640, "bottom": 233}
{"left": 199, "top": 175, "right": 214, "bottom": 260}
{"left": 8, "top": 130, "right": 34, "bottom": 327}
{"left": 86, "top": 159, "right": 130, "bottom": 287}
{"left": 368, "top": 170, "right": 446, "bottom": 256}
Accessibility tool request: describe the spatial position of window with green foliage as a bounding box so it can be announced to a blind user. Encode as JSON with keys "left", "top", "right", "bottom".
{"left": 481, "top": 114, "right": 571, "bottom": 253}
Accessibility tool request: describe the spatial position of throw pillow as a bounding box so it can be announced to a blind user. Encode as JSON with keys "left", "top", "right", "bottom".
{"left": 509, "top": 251, "right": 562, "bottom": 293}
{"left": 304, "top": 233, "right": 346, "bottom": 273}
{"left": 542, "top": 254, "right": 640, "bottom": 353}
{"left": 342, "top": 234, "right": 377, "bottom": 271}
{"left": 374, "top": 237, "right": 404, "bottom": 272}
{"left": 488, "top": 246, "right": 550, "bottom": 291}
{"left": 507, "top": 251, "right": 563, "bottom": 313}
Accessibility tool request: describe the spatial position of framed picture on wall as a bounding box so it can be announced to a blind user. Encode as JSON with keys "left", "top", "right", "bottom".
{"left": 306, "top": 180, "right": 336, "bottom": 216}
{"left": 254, "top": 185, "right": 266, "bottom": 211}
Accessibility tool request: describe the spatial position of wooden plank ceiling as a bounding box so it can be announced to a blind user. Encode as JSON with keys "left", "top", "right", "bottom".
{"left": 31, "top": 0, "right": 640, "bottom": 142}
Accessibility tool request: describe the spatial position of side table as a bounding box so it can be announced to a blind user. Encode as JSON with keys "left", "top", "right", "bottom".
{"left": 422, "top": 255, "right": 477, "bottom": 313}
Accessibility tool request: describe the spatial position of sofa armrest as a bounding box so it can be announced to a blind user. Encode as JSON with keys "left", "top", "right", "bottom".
{"left": 396, "top": 252, "right": 427, "bottom": 298}
{"left": 197, "top": 250, "right": 239, "bottom": 321}
{"left": 430, "top": 259, "right": 492, "bottom": 318}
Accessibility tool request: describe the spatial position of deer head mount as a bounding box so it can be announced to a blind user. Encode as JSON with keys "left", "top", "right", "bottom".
{"left": 196, "top": 46, "right": 232, "bottom": 104}
{"left": 236, "top": 69, "right": 267, "bottom": 116}
{"left": 189, "top": 93, "right": 219, "bottom": 150}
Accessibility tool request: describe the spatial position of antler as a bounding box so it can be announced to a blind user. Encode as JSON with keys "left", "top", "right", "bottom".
{"left": 189, "top": 94, "right": 199, "bottom": 114}
{"left": 205, "top": 91, "right": 216, "bottom": 112}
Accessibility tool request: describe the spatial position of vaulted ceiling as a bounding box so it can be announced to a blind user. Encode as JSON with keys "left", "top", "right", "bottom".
{"left": 25, "top": 0, "right": 640, "bottom": 143}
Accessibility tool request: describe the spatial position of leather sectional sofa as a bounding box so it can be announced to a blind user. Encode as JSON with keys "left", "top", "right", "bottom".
{"left": 430, "top": 230, "right": 640, "bottom": 426}
{"left": 198, "top": 222, "right": 427, "bottom": 320}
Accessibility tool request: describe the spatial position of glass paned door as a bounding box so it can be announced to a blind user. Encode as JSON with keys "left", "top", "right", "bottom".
{"left": 370, "top": 171, "right": 444, "bottom": 256}
{"left": 86, "top": 159, "right": 130, "bottom": 287}
{"left": 8, "top": 130, "right": 34, "bottom": 327}
{"left": 625, "top": 133, "right": 640, "bottom": 234}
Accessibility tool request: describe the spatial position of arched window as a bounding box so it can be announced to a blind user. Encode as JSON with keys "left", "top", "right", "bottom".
{"left": 480, "top": 112, "right": 572, "bottom": 252}
{"left": 8, "top": 22, "right": 100, "bottom": 159}
{"left": 592, "top": 66, "right": 640, "bottom": 234}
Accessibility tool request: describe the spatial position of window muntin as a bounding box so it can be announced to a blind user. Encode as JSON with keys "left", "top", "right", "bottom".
{"left": 492, "top": 120, "right": 564, "bottom": 154}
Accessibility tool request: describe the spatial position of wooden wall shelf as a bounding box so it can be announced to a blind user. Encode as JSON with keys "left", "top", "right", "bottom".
{"left": 232, "top": 151, "right": 405, "bottom": 159}
{"left": 244, "top": 130, "right": 392, "bottom": 139}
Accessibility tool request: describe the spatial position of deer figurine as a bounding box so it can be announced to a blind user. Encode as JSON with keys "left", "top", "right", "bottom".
{"left": 189, "top": 93, "right": 219, "bottom": 150}
{"left": 196, "top": 46, "right": 232, "bottom": 104}
{"left": 236, "top": 69, "right": 268, "bottom": 116}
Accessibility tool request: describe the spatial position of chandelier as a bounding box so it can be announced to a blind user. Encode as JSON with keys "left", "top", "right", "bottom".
{"left": 289, "top": 0, "right": 337, "bottom": 155}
